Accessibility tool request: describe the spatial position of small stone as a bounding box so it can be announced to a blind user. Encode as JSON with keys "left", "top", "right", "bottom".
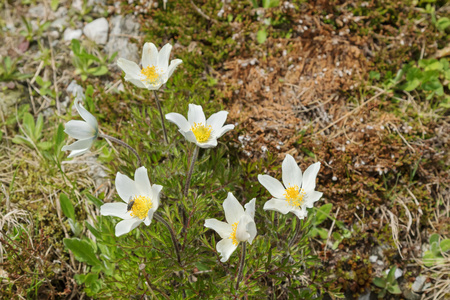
{"left": 105, "top": 15, "right": 140, "bottom": 62}
{"left": 72, "top": 0, "right": 83, "bottom": 11}
{"left": 83, "top": 18, "right": 109, "bottom": 44}
{"left": 412, "top": 275, "right": 427, "bottom": 293}
{"left": 64, "top": 29, "right": 82, "bottom": 41}
{"left": 357, "top": 289, "right": 371, "bottom": 300}
{"left": 369, "top": 255, "right": 378, "bottom": 263}
{"left": 51, "top": 17, "right": 68, "bottom": 31}
{"left": 29, "top": 4, "right": 47, "bottom": 18}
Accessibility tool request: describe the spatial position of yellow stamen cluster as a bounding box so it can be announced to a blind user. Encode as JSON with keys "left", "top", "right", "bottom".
{"left": 284, "top": 185, "right": 306, "bottom": 208}
{"left": 140, "top": 65, "right": 161, "bottom": 85}
{"left": 191, "top": 123, "right": 212, "bottom": 143}
{"left": 129, "top": 195, "right": 153, "bottom": 219}
{"left": 229, "top": 222, "right": 239, "bottom": 246}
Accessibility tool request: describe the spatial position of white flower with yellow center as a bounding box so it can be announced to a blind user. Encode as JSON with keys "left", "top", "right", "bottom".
{"left": 165, "top": 104, "right": 235, "bottom": 148}
{"left": 204, "top": 193, "right": 257, "bottom": 262}
{"left": 258, "top": 154, "right": 323, "bottom": 219}
{"left": 62, "top": 100, "right": 98, "bottom": 158}
{"left": 100, "top": 166, "right": 162, "bottom": 237}
{"left": 117, "top": 42, "right": 182, "bottom": 90}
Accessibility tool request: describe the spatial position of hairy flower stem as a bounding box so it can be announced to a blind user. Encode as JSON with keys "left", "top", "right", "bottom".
{"left": 154, "top": 213, "right": 182, "bottom": 265}
{"left": 153, "top": 90, "right": 169, "bottom": 145}
{"left": 235, "top": 242, "right": 247, "bottom": 293}
{"left": 183, "top": 146, "right": 199, "bottom": 198}
{"left": 99, "top": 133, "right": 142, "bottom": 167}
{"left": 288, "top": 219, "right": 302, "bottom": 249}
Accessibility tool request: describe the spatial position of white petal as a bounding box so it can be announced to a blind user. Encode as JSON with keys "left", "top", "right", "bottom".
{"left": 115, "top": 172, "right": 137, "bottom": 203}
{"left": 151, "top": 184, "right": 163, "bottom": 210}
{"left": 62, "top": 138, "right": 93, "bottom": 152}
{"left": 223, "top": 192, "right": 244, "bottom": 225}
{"left": 246, "top": 220, "right": 257, "bottom": 244}
{"left": 167, "top": 59, "right": 183, "bottom": 79}
{"left": 157, "top": 43, "right": 172, "bottom": 70}
{"left": 144, "top": 209, "right": 155, "bottom": 226}
{"left": 135, "top": 167, "right": 151, "bottom": 197}
{"left": 263, "top": 199, "right": 292, "bottom": 214}
{"left": 217, "top": 238, "right": 238, "bottom": 262}
{"left": 100, "top": 203, "right": 132, "bottom": 219}
{"left": 165, "top": 112, "right": 190, "bottom": 131}
{"left": 115, "top": 218, "right": 143, "bottom": 237}
{"left": 183, "top": 130, "right": 199, "bottom": 144}
{"left": 235, "top": 215, "right": 251, "bottom": 243}
{"left": 207, "top": 111, "right": 228, "bottom": 133}
{"left": 244, "top": 198, "right": 256, "bottom": 219}
{"left": 291, "top": 208, "right": 308, "bottom": 220}
{"left": 117, "top": 58, "right": 142, "bottom": 79}
{"left": 302, "top": 162, "right": 321, "bottom": 192}
{"left": 142, "top": 42, "right": 158, "bottom": 68}
{"left": 257, "top": 175, "right": 286, "bottom": 199}
{"left": 197, "top": 138, "right": 218, "bottom": 149}
{"left": 282, "top": 154, "right": 302, "bottom": 188}
{"left": 64, "top": 120, "right": 96, "bottom": 140}
{"left": 74, "top": 100, "right": 98, "bottom": 130}
{"left": 213, "top": 124, "right": 234, "bottom": 139}
{"left": 305, "top": 191, "right": 323, "bottom": 208}
{"left": 125, "top": 78, "right": 146, "bottom": 89}
{"left": 187, "top": 104, "right": 206, "bottom": 125}
{"left": 65, "top": 148, "right": 89, "bottom": 158}
{"left": 204, "top": 219, "right": 232, "bottom": 239}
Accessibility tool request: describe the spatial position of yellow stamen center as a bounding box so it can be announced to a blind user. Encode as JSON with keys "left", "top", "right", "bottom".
{"left": 140, "top": 65, "right": 161, "bottom": 85}
{"left": 284, "top": 185, "right": 306, "bottom": 208}
{"left": 129, "top": 195, "right": 152, "bottom": 219}
{"left": 229, "top": 222, "right": 239, "bottom": 246}
{"left": 191, "top": 122, "right": 212, "bottom": 143}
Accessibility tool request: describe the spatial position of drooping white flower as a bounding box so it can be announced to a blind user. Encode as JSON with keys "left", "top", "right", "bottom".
{"left": 258, "top": 154, "right": 323, "bottom": 219}
{"left": 62, "top": 100, "right": 98, "bottom": 157}
{"left": 100, "top": 166, "right": 162, "bottom": 237}
{"left": 117, "top": 42, "right": 182, "bottom": 90}
{"left": 204, "top": 193, "right": 257, "bottom": 262}
{"left": 165, "top": 104, "right": 235, "bottom": 148}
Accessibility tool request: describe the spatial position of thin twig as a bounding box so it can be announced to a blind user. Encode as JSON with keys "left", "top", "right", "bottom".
{"left": 98, "top": 133, "right": 142, "bottom": 167}
{"left": 153, "top": 213, "right": 182, "bottom": 265}
{"left": 190, "top": 0, "right": 218, "bottom": 24}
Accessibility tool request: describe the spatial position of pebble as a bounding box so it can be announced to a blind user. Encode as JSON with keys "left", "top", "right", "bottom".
{"left": 83, "top": 18, "right": 109, "bottom": 44}
{"left": 105, "top": 15, "right": 140, "bottom": 61}
{"left": 411, "top": 275, "right": 427, "bottom": 293}
{"left": 64, "top": 29, "right": 83, "bottom": 41}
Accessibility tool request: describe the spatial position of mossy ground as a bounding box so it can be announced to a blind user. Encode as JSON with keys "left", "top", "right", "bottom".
{"left": 0, "top": 0, "right": 448, "bottom": 298}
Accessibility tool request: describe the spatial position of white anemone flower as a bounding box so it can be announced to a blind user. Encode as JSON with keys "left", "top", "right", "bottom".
{"left": 165, "top": 104, "right": 235, "bottom": 148}
{"left": 100, "top": 166, "right": 162, "bottom": 237}
{"left": 62, "top": 100, "right": 98, "bottom": 157}
{"left": 117, "top": 42, "right": 182, "bottom": 90}
{"left": 204, "top": 193, "right": 257, "bottom": 262}
{"left": 258, "top": 154, "right": 323, "bottom": 219}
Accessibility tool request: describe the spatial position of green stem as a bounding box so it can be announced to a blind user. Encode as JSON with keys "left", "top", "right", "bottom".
{"left": 235, "top": 242, "right": 247, "bottom": 293}
{"left": 183, "top": 146, "right": 199, "bottom": 198}
{"left": 99, "top": 133, "right": 142, "bottom": 167}
{"left": 153, "top": 213, "right": 182, "bottom": 265}
{"left": 153, "top": 90, "right": 169, "bottom": 145}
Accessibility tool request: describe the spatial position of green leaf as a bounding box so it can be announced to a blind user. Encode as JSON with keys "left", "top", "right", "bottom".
{"left": 317, "top": 227, "right": 329, "bottom": 239}
{"left": 55, "top": 123, "right": 65, "bottom": 148}
{"left": 440, "top": 239, "right": 450, "bottom": 252}
{"left": 315, "top": 203, "right": 333, "bottom": 225}
{"left": 22, "top": 113, "right": 35, "bottom": 137}
{"left": 369, "top": 71, "right": 380, "bottom": 80}
{"left": 68, "top": 218, "right": 82, "bottom": 236}
{"left": 85, "top": 221, "right": 102, "bottom": 240}
{"left": 387, "top": 266, "right": 397, "bottom": 283}
{"left": 90, "top": 66, "right": 108, "bottom": 76}
{"left": 373, "top": 277, "right": 386, "bottom": 288}
{"left": 430, "top": 233, "right": 440, "bottom": 244}
{"left": 85, "top": 193, "right": 103, "bottom": 207}
{"left": 63, "top": 238, "right": 102, "bottom": 267}
{"left": 257, "top": 28, "right": 268, "bottom": 44}
{"left": 60, "top": 193, "right": 76, "bottom": 220}
{"left": 387, "top": 284, "right": 402, "bottom": 294}
{"left": 50, "top": 0, "right": 59, "bottom": 10}
{"left": 37, "top": 141, "right": 53, "bottom": 150}
{"left": 401, "top": 78, "right": 420, "bottom": 91}
{"left": 436, "top": 17, "right": 450, "bottom": 31}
